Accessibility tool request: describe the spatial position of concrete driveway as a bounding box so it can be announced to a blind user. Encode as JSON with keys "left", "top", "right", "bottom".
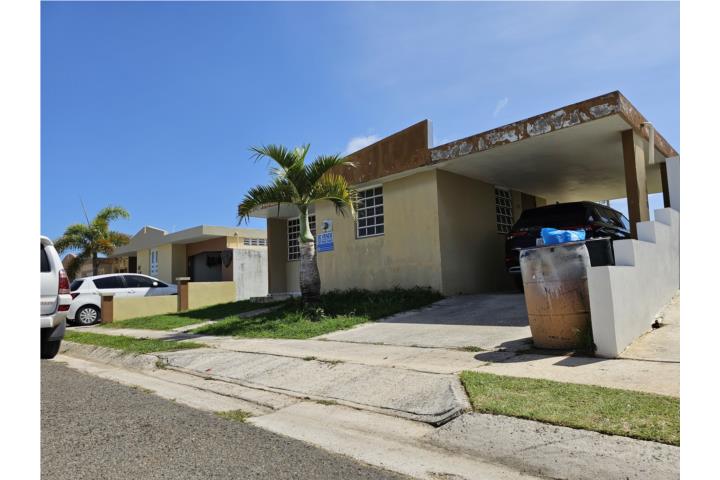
{"left": 320, "top": 293, "right": 532, "bottom": 351}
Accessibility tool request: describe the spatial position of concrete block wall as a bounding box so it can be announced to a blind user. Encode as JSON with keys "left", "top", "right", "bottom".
{"left": 588, "top": 208, "right": 679, "bottom": 357}
{"left": 234, "top": 248, "right": 269, "bottom": 300}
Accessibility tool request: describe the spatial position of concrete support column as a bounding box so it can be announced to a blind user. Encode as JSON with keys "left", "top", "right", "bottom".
{"left": 621, "top": 129, "right": 650, "bottom": 238}
{"left": 176, "top": 277, "right": 190, "bottom": 312}
{"left": 100, "top": 293, "right": 114, "bottom": 324}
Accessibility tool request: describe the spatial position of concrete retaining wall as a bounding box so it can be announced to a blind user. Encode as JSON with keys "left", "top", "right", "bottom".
{"left": 187, "top": 281, "right": 237, "bottom": 310}
{"left": 114, "top": 295, "right": 178, "bottom": 321}
{"left": 588, "top": 208, "right": 679, "bottom": 357}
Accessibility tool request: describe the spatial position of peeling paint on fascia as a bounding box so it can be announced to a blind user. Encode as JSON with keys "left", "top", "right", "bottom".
{"left": 486, "top": 129, "right": 519, "bottom": 146}
{"left": 589, "top": 103, "right": 617, "bottom": 118}
{"left": 527, "top": 117, "right": 552, "bottom": 136}
{"left": 457, "top": 141, "right": 473, "bottom": 156}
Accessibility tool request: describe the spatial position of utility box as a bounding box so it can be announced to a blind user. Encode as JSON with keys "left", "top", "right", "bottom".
{"left": 519, "top": 242, "right": 593, "bottom": 350}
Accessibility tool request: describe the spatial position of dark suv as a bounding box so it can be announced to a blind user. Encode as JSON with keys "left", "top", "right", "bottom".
{"left": 505, "top": 201, "right": 631, "bottom": 287}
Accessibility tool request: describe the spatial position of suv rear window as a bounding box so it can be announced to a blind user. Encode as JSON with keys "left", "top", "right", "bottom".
{"left": 514, "top": 204, "right": 589, "bottom": 229}
{"left": 92, "top": 276, "right": 125, "bottom": 289}
{"left": 40, "top": 244, "right": 50, "bottom": 272}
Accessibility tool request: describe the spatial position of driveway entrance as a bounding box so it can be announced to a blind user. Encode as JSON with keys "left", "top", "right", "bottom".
{"left": 320, "top": 293, "right": 531, "bottom": 351}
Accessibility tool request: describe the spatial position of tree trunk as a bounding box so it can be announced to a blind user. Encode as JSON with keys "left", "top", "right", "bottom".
{"left": 92, "top": 251, "right": 98, "bottom": 276}
{"left": 298, "top": 207, "right": 321, "bottom": 305}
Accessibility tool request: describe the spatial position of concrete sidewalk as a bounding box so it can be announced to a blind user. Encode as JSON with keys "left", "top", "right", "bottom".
{"left": 158, "top": 347, "right": 470, "bottom": 425}
{"left": 79, "top": 326, "right": 679, "bottom": 396}
{"left": 56, "top": 350, "right": 679, "bottom": 480}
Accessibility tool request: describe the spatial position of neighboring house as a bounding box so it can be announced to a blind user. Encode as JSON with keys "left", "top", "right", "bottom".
{"left": 110, "top": 225, "right": 268, "bottom": 300}
{"left": 62, "top": 253, "right": 129, "bottom": 279}
{"left": 249, "top": 91, "right": 679, "bottom": 296}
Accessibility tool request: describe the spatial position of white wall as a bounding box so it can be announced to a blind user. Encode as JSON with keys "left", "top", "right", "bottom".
{"left": 588, "top": 208, "right": 679, "bottom": 357}
{"left": 233, "top": 248, "right": 269, "bottom": 300}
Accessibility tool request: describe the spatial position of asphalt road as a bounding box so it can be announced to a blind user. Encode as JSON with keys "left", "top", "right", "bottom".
{"left": 41, "top": 361, "right": 408, "bottom": 480}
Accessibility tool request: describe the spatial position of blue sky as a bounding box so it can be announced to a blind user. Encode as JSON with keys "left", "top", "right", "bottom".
{"left": 41, "top": 1, "right": 679, "bottom": 239}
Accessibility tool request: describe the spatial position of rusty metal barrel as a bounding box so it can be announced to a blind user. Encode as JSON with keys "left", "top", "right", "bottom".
{"left": 519, "top": 242, "right": 593, "bottom": 350}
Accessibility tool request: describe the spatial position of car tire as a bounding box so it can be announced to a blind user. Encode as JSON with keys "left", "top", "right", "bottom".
{"left": 76, "top": 305, "right": 100, "bottom": 326}
{"left": 41, "top": 336, "right": 61, "bottom": 359}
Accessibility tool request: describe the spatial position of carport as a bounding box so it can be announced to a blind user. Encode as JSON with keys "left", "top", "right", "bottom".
{"left": 428, "top": 91, "right": 679, "bottom": 236}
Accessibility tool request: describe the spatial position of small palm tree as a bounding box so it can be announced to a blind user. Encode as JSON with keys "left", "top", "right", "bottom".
{"left": 54, "top": 206, "right": 131, "bottom": 278}
{"left": 238, "top": 145, "right": 356, "bottom": 304}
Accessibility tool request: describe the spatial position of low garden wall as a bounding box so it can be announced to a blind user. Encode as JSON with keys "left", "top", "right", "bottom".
{"left": 113, "top": 295, "right": 178, "bottom": 322}
{"left": 588, "top": 208, "right": 680, "bottom": 358}
{"left": 187, "top": 281, "right": 236, "bottom": 310}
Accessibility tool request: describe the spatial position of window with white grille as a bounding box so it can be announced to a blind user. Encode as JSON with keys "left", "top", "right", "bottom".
{"left": 495, "top": 187, "right": 514, "bottom": 234}
{"left": 357, "top": 186, "right": 384, "bottom": 238}
{"left": 243, "top": 238, "right": 267, "bottom": 246}
{"left": 288, "top": 215, "right": 316, "bottom": 261}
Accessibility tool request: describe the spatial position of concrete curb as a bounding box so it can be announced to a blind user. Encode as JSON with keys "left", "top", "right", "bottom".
{"left": 59, "top": 341, "right": 161, "bottom": 371}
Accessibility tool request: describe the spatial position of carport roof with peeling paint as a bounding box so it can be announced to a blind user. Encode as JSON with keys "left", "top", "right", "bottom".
{"left": 251, "top": 91, "right": 678, "bottom": 220}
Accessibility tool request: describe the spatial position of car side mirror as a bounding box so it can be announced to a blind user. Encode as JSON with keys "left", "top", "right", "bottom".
{"left": 152, "top": 281, "right": 159, "bottom": 287}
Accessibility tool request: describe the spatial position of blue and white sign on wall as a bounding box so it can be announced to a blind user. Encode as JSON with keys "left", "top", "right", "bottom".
{"left": 317, "top": 219, "right": 334, "bottom": 252}
{"left": 317, "top": 231, "right": 334, "bottom": 252}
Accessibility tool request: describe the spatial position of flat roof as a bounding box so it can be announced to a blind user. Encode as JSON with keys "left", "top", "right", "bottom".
{"left": 112, "top": 224, "right": 266, "bottom": 257}
{"left": 251, "top": 91, "right": 678, "bottom": 217}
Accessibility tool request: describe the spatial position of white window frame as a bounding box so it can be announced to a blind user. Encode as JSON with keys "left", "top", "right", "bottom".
{"left": 149, "top": 248, "right": 159, "bottom": 276}
{"left": 288, "top": 215, "right": 316, "bottom": 261}
{"left": 494, "top": 186, "right": 514, "bottom": 234}
{"left": 356, "top": 185, "right": 384, "bottom": 239}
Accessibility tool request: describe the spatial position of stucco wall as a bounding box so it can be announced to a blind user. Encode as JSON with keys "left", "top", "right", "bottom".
{"left": 315, "top": 170, "right": 443, "bottom": 292}
{"left": 588, "top": 208, "right": 680, "bottom": 357}
{"left": 156, "top": 244, "right": 173, "bottom": 284}
{"left": 171, "top": 244, "right": 187, "bottom": 281}
{"left": 666, "top": 157, "right": 680, "bottom": 211}
{"left": 113, "top": 295, "right": 178, "bottom": 321}
{"left": 234, "top": 248, "right": 269, "bottom": 299}
{"left": 436, "top": 170, "right": 514, "bottom": 294}
{"left": 136, "top": 249, "right": 149, "bottom": 276}
{"left": 187, "top": 281, "right": 236, "bottom": 310}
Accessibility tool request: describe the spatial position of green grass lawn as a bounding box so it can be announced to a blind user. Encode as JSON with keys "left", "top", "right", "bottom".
{"left": 193, "top": 287, "right": 443, "bottom": 339}
{"left": 65, "top": 331, "right": 204, "bottom": 354}
{"left": 100, "top": 300, "right": 280, "bottom": 331}
{"left": 459, "top": 371, "right": 679, "bottom": 446}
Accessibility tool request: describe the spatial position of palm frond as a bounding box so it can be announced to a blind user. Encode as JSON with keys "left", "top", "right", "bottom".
{"left": 53, "top": 224, "right": 92, "bottom": 253}
{"left": 237, "top": 179, "right": 297, "bottom": 223}
{"left": 310, "top": 174, "right": 357, "bottom": 217}
{"left": 250, "top": 144, "right": 311, "bottom": 198}
{"left": 94, "top": 206, "right": 130, "bottom": 228}
{"left": 305, "top": 154, "right": 355, "bottom": 187}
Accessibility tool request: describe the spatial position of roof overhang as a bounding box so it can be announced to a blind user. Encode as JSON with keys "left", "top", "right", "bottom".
{"left": 248, "top": 204, "right": 316, "bottom": 220}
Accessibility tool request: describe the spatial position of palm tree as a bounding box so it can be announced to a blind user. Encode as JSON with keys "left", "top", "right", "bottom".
{"left": 54, "top": 206, "right": 131, "bottom": 278}
{"left": 238, "top": 145, "right": 356, "bottom": 304}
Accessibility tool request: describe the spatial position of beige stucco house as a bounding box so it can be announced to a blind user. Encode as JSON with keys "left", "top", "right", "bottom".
{"left": 62, "top": 254, "right": 129, "bottom": 279}
{"left": 249, "top": 91, "right": 679, "bottom": 297}
{"left": 111, "top": 225, "right": 269, "bottom": 300}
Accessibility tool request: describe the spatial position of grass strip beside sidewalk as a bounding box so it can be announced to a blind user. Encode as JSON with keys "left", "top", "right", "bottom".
{"left": 65, "top": 331, "right": 204, "bottom": 354}
{"left": 99, "top": 300, "right": 282, "bottom": 331}
{"left": 193, "top": 288, "right": 443, "bottom": 339}
{"left": 460, "top": 371, "right": 679, "bottom": 445}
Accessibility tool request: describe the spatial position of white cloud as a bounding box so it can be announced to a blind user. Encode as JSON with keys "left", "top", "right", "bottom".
{"left": 344, "top": 135, "right": 380, "bottom": 155}
{"left": 493, "top": 97, "right": 509, "bottom": 117}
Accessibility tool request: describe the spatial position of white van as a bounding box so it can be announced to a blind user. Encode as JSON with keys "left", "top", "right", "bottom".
{"left": 40, "top": 236, "right": 72, "bottom": 358}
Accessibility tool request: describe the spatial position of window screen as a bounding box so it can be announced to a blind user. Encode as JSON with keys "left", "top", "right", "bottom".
{"left": 288, "top": 215, "right": 316, "bottom": 261}
{"left": 357, "top": 186, "right": 384, "bottom": 238}
{"left": 495, "top": 187, "right": 514, "bottom": 234}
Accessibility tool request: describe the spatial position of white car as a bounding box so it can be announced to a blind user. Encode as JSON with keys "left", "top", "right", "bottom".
{"left": 68, "top": 273, "right": 177, "bottom": 325}
{"left": 41, "top": 236, "right": 72, "bottom": 359}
